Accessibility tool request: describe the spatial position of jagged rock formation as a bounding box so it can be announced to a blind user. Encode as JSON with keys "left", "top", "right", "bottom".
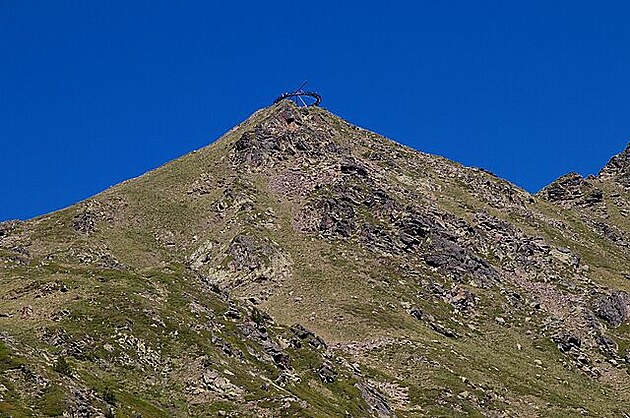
{"left": 600, "top": 143, "right": 630, "bottom": 188}
{"left": 0, "top": 101, "right": 629, "bottom": 416}
{"left": 538, "top": 173, "right": 604, "bottom": 209}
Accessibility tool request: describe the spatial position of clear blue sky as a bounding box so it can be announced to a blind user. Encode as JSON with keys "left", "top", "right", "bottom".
{"left": 2, "top": 1, "right": 630, "bottom": 221}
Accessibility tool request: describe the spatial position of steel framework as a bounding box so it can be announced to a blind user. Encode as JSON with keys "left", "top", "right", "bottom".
{"left": 274, "top": 81, "right": 322, "bottom": 107}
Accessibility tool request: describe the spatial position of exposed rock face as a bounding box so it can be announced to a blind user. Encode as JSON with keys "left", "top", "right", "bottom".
{"left": 538, "top": 173, "right": 604, "bottom": 209}
{"left": 424, "top": 235, "right": 500, "bottom": 286}
{"left": 239, "top": 320, "right": 291, "bottom": 370}
{"left": 299, "top": 197, "right": 357, "bottom": 238}
{"left": 1, "top": 102, "right": 630, "bottom": 416}
{"left": 228, "top": 235, "right": 274, "bottom": 271}
{"left": 593, "top": 291, "right": 629, "bottom": 327}
{"left": 553, "top": 332, "right": 582, "bottom": 353}
{"left": 0, "top": 221, "right": 19, "bottom": 239}
{"left": 447, "top": 286, "right": 477, "bottom": 311}
{"left": 599, "top": 142, "right": 630, "bottom": 187}
{"left": 287, "top": 324, "right": 327, "bottom": 350}
{"left": 232, "top": 103, "right": 342, "bottom": 169}
{"left": 72, "top": 211, "right": 97, "bottom": 234}
{"left": 355, "top": 381, "right": 394, "bottom": 418}
{"left": 188, "top": 234, "right": 293, "bottom": 301}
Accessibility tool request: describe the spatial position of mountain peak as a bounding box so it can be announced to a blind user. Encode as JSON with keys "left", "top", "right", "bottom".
{"left": 599, "top": 142, "right": 630, "bottom": 182}
{"left": 1, "top": 104, "right": 630, "bottom": 416}
{"left": 231, "top": 100, "right": 344, "bottom": 168}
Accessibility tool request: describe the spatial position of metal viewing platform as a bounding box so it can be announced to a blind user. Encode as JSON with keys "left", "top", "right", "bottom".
{"left": 274, "top": 81, "right": 322, "bottom": 107}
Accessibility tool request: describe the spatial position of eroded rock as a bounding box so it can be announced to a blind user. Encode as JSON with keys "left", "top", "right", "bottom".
{"left": 538, "top": 173, "right": 604, "bottom": 209}
{"left": 599, "top": 142, "right": 630, "bottom": 187}
{"left": 355, "top": 381, "right": 394, "bottom": 418}
{"left": 593, "top": 291, "right": 629, "bottom": 327}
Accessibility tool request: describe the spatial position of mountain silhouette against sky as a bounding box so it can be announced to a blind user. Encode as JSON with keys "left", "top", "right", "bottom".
{"left": 1, "top": 101, "right": 629, "bottom": 416}
{"left": 3, "top": 2, "right": 630, "bottom": 222}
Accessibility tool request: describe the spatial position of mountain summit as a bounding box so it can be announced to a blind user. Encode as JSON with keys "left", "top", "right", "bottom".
{"left": 1, "top": 101, "right": 629, "bottom": 416}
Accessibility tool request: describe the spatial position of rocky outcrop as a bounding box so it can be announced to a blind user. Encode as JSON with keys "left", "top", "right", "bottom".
{"left": 586, "top": 219, "right": 629, "bottom": 248}
{"left": 187, "top": 234, "right": 292, "bottom": 298}
{"left": 0, "top": 221, "right": 20, "bottom": 239}
{"left": 593, "top": 291, "right": 629, "bottom": 327}
{"left": 72, "top": 211, "right": 97, "bottom": 234}
{"left": 299, "top": 197, "right": 357, "bottom": 238}
{"left": 599, "top": 142, "right": 630, "bottom": 187}
{"left": 232, "top": 103, "right": 343, "bottom": 169}
{"left": 355, "top": 381, "right": 394, "bottom": 418}
{"left": 537, "top": 173, "right": 604, "bottom": 209}
{"left": 287, "top": 324, "right": 327, "bottom": 350}
{"left": 239, "top": 320, "right": 291, "bottom": 370}
{"left": 424, "top": 235, "right": 500, "bottom": 286}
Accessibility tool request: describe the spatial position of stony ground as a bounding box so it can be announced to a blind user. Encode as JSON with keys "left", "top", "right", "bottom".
{"left": 0, "top": 101, "right": 629, "bottom": 417}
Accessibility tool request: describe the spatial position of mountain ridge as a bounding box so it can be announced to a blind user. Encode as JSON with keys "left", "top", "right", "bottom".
{"left": 1, "top": 101, "right": 629, "bottom": 417}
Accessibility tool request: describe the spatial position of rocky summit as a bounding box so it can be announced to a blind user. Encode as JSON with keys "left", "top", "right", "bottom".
{"left": 1, "top": 101, "right": 629, "bottom": 417}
